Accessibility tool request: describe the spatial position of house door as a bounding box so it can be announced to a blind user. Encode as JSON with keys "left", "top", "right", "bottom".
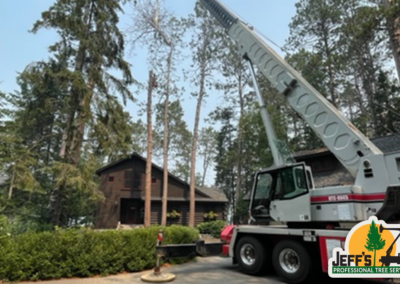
{"left": 120, "top": 199, "right": 142, "bottom": 224}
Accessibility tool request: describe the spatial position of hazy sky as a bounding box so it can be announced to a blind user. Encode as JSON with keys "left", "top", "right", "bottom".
{"left": 0, "top": 1, "right": 297, "bottom": 185}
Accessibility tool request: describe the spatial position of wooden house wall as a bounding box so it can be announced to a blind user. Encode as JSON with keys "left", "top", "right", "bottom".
{"left": 150, "top": 201, "right": 226, "bottom": 226}
{"left": 99, "top": 157, "right": 207, "bottom": 198}
{"left": 95, "top": 156, "right": 226, "bottom": 229}
{"left": 97, "top": 199, "right": 225, "bottom": 228}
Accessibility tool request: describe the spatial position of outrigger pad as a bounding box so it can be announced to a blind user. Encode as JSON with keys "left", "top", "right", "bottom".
{"left": 141, "top": 272, "right": 175, "bottom": 283}
{"left": 376, "top": 186, "right": 400, "bottom": 221}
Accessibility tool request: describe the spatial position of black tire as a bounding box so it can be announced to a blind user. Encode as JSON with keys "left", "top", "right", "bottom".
{"left": 235, "top": 236, "right": 268, "bottom": 275}
{"left": 272, "top": 240, "right": 312, "bottom": 284}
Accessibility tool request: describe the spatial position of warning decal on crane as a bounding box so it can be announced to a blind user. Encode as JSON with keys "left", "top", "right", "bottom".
{"left": 329, "top": 216, "right": 400, "bottom": 278}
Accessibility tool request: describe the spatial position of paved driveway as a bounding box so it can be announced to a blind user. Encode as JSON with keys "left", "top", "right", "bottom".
{"left": 30, "top": 257, "right": 385, "bottom": 284}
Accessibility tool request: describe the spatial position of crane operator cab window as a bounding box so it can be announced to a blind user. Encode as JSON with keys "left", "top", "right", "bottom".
{"left": 252, "top": 173, "right": 273, "bottom": 216}
{"left": 275, "top": 165, "right": 308, "bottom": 199}
{"left": 251, "top": 164, "right": 309, "bottom": 218}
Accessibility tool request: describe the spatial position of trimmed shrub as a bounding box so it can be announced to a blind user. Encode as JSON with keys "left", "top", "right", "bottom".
{"left": 0, "top": 225, "right": 198, "bottom": 282}
{"left": 196, "top": 220, "right": 227, "bottom": 238}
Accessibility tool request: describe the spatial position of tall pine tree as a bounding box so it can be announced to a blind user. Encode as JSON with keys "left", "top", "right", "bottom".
{"left": 32, "top": 0, "right": 134, "bottom": 226}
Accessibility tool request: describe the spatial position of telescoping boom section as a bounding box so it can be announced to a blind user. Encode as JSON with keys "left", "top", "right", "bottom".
{"left": 200, "top": 0, "right": 400, "bottom": 223}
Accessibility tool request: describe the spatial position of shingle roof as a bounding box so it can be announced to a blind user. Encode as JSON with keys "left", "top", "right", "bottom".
{"left": 197, "top": 187, "right": 228, "bottom": 202}
{"left": 294, "top": 134, "right": 400, "bottom": 188}
{"left": 369, "top": 134, "right": 400, "bottom": 153}
{"left": 293, "top": 147, "right": 329, "bottom": 158}
{"left": 294, "top": 134, "right": 400, "bottom": 158}
{"left": 311, "top": 166, "right": 354, "bottom": 188}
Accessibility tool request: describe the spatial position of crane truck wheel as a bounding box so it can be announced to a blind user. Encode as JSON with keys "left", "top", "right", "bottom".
{"left": 235, "top": 236, "right": 268, "bottom": 275}
{"left": 272, "top": 240, "right": 312, "bottom": 284}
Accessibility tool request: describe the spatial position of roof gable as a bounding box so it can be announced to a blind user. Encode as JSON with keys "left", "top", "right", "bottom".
{"left": 197, "top": 187, "right": 228, "bottom": 202}
{"left": 96, "top": 152, "right": 217, "bottom": 200}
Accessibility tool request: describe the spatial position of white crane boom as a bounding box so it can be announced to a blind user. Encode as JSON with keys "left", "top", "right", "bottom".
{"left": 200, "top": 0, "right": 383, "bottom": 177}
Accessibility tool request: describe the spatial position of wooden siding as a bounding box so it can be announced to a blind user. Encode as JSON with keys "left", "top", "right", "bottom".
{"left": 149, "top": 202, "right": 226, "bottom": 226}
{"left": 98, "top": 156, "right": 206, "bottom": 199}
{"left": 96, "top": 199, "right": 226, "bottom": 228}
{"left": 95, "top": 156, "right": 227, "bottom": 229}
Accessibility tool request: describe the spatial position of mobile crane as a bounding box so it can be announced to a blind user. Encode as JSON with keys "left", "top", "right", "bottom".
{"left": 156, "top": 1, "right": 400, "bottom": 283}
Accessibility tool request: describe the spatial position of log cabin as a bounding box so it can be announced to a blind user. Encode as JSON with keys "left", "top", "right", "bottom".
{"left": 95, "top": 153, "right": 227, "bottom": 228}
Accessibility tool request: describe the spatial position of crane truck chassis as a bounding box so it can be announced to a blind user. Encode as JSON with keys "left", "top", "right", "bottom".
{"left": 155, "top": 0, "right": 400, "bottom": 283}
{"left": 156, "top": 224, "right": 347, "bottom": 283}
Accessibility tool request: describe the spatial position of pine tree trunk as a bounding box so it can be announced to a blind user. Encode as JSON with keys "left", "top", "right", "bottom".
{"left": 8, "top": 166, "right": 16, "bottom": 200}
{"left": 201, "top": 144, "right": 210, "bottom": 188}
{"left": 235, "top": 73, "right": 244, "bottom": 222}
{"left": 384, "top": 0, "right": 400, "bottom": 82}
{"left": 71, "top": 79, "right": 95, "bottom": 164}
{"left": 161, "top": 50, "right": 172, "bottom": 227}
{"left": 200, "top": 130, "right": 212, "bottom": 188}
{"left": 322, "top": 31, "right": 338, "bottom": 108}
{"left": 58, "top": 0, "right": 93, "bottom": 161}
{"left": 51, "top": 74, "right": 95, "bottom": 226}
{"left": 145, "top": 71, "right": 154, "bottom": 227}
{"left": 189, "top": 62, "right": 206, "bottom": 228}
{"left": 353, "top": 71, "right": 368, "bottom": 116}
{"left": 355, "top": 44, "right": 378, "bottom": 136}
{"left": 51, "top": 0, "right": 95, "bottom": 226}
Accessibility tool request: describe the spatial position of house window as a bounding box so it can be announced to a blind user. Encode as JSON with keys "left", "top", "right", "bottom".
{"left": 133, "top": 173, "right": 141, "bottom": 189}
{"left": 108, "top": 176, "right": 114, "bottom": 183}
{"left": 151, "top": 177, "right": 157, "bottom": 184}
{"left": 124, "top": 170, "right": 141, "bottom": 189}
{"left": 124, "top": 170, "right": 133, "bottom": 188}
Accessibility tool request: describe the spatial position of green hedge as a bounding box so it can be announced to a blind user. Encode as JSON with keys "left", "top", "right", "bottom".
{"left": 0, "top": 225, "right": 198, "bottom": 282}
{"left": 196, "top": 220, "right": 227, "bottom": 238}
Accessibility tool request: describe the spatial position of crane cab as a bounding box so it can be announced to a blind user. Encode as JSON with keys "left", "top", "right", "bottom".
{"left": 249, "top": 163, "right": 312, "bottom": 224}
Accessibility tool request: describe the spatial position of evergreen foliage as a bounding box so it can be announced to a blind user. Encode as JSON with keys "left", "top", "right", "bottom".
{"left": 0, "top": 225, "right": 198, "bottom": 282}
{"left": 196, "top": 220, "right": 226, "bottom": 238}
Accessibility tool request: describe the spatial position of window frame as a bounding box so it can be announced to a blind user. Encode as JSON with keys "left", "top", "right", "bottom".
{"left": 123, "top": 170, "right": 134, "bottom": 189}
{"left": 273, "top": 164, "right": 310, "bottom": 201}
{"left": 133, "top": 172, "right": 141, "bottom": 189}
{"left": 123, "top": 170, "right": 142, "bottom": 190}
{"left": 251, "top": 163, "right": 310, "bottom": 204}
{"left": 253, "top": 172, "right": 273, "bottom": 201}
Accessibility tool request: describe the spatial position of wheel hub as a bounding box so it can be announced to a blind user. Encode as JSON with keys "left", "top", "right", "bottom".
{"left": 240, "top": 243, "right": 256, "bottom": 266}
{"left": 279, "top": 248, "right": 300, "bottom": 274}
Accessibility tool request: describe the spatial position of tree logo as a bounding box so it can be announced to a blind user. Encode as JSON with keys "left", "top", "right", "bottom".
{"left": 364, "top": 220, "right": 386, "bottom": 267}
{"left": 329, "top": 216, "right": 400, "bottom": 278}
